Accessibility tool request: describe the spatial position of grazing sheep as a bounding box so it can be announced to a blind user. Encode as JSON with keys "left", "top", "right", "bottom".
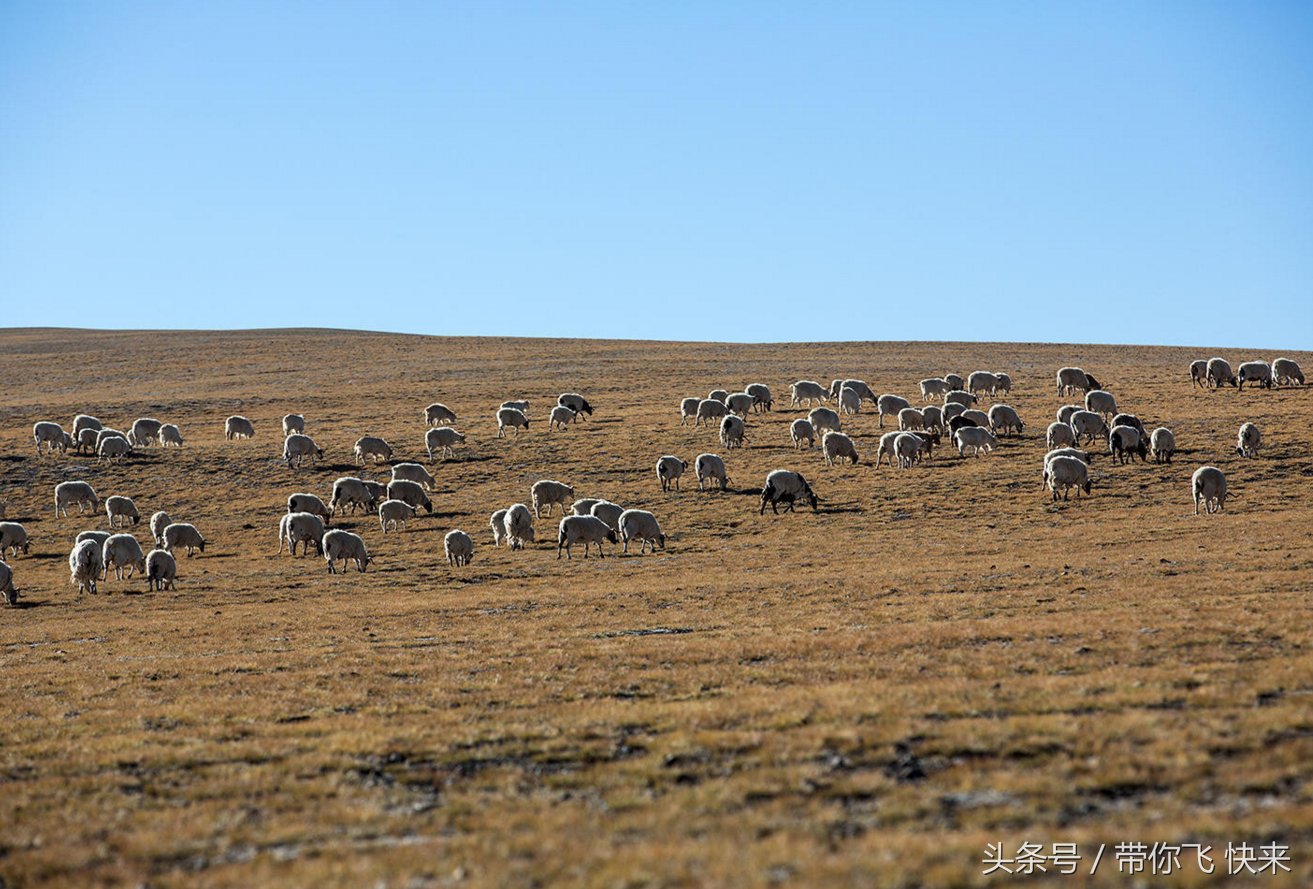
{"left": 1150, "top": 427, "right": 1176, "bottom": 463}
{"left": 360, "top": 478, "right": 387, "bottom": 506}
{"left": 656, "top": 456, "right": 687, "bottom": 491}
{"left": 745, "top": 383, "right": 774, "bottom": 411}
{"left": 558, "top": 393, "right": 593, "bottom": 418}
{"left": 97, "top": 436, "right": 133, "bottom": 463}
{"left": 920, "top": 378, "right": 952, "bottom": 400}
{"left": 944, "top": 390, "right": 977, "bottom": 407}
{"left": 283, "top": 433, "right": 324, "bottom": 468}
{"left": 556, "top": 515, "right": 617, "bottom": 559}
{"left": 55, "top": 481, "right": 99, "bottom": 517}
{"left": 503, "top": 503, "right": 536, "bottom": 550}
{"left": 921, "top": 405, "right": 944, "bottom": 432}
{"left": 790, "top": 418, "right": 816, "bottom": 450}
{"left": 425, "top": 426, "right": 466, "bottom": 461}
{"left": 947, "top": 415, "right": 980, "bottom": 437}
{"left": 1056, "top": 404, "right": 1082, "bottom": 426}
{"left": 73, "top": 414, "right": 103, "bottom": 439}
{"left": 1192, "top": 466, "right": 1227, "bottom": 514}
{"left": 501, "top": 400, "right": 530, "bottom": 414}
{"left": 159, "top": 424, "right": 184, "bottom": 447}
{"left": 1110, "top": 413, "right": 1147, "bottom": 438}
{"left": 830, "top": 380, "right": 876, "bottom": 403}
{"left": 1069, "top": 410, "right": 1108, "bottom": 445}
{"left": 392, "top": 462, "right": 437, "bottom": 490}
{"left": 95, "top": 428, "right": 128, "bottom": 451}
{"left": 33, "top": 421, "right": 68, "bottom": 454}
{"left": 0, "top": 561, "right": 14, "bottom": 606}
{"left": 225, "top": 415, "right": 255, "bottom": 440}
{"left": 876, "top": 394, "right": 911, "bottom": 428}
{"left": 988, "top": 404, "right": 1024, "bottom": 437}
{"left": 1047, "top": 421, "right": 1077, "bottom": 449}
{"left": 425, "top": 403, "right": 458, "bottom": 426}
{"left": 889, "top": 432, "right": 922, "bottom": 468}
{"left": 387, "top": 479, "right": 433, "bottom": 514}
{"left": 445, "top": 530, "right": 474, "bottom": 566}
{"left": 102, "top": 533, "right": 146, "bottom": 580}
{"left": 379, "top": 498, "right": 418, "bottom": 532}
{"left": 1056, "top": 367, "right": 1092, "bottom": 396}
{"left": 943, "top": 373, "right": 965, "bottom": 391}
{"left": 130, "top": 418, "right": 163, "bottom": 447}
{"left": 590, "top": 501, "right": 625, "bottom": 531}
{"left": 531, "top": 480, "right": 574, "bottom": 517}
{"left": 954, "top": 426, "right": 998, "bottom": 457}
{"left": 571, "top": 498, "right": 604, "bottom": 517}
{"left": 1085, "top": 390, "right": 1118, "bottom": 418}
{"left": 725, "top": 392, "right": 756, "bottom": 417}
{"left": 76, "top": 530, "right": 111, "bottom": 548}
{"left": 898, "top": 407, "right": 925, "bottom": 431}
{"left": 874, "top": 431, "right": 901, "bottom": 468}
{"left": 549, "top": 404, "right": 580, "bottom": 430}
{"left": 808, "top": 407, "right": 842, "bottom": 437}
{"left": 1108, "top": 425, "right": 1147, "bottom": 464}
{"left": 497, "top": 407, "right": 530, "bottom": 437}
{"left": 68, "top": 539, "right": 101, "bottom": 596}
{"left": 942, "top": 402, "right": 967, "bottom": 424}
{"left": 279, "top": 512, "right": 325, "bottom": 555}
{"left": 1236, "top": 422, "right": 1261, "bottom": 458}
{"left": 1272, "top": 357, "right": 1305, "bottom": 386}
{"left": 1041, "top": 447, "right": 1092, "bottom": 490}
{"left": 994, "top": 373, "right": 1012, "bottom": 395}
{"left": 719, "top": 414, "right": 746, "bottom": 450}
{"left": 1190, "top": 360, "right": 1208, "bottom": 388}
{"left": 1237, "top": 361, "right": 1274, "bottom": 390}
{"left": 322, "top": 529, "right": 370, "bottom": 573}
{"left": 959, "top": 409, "right": 990, "bottom": 428}
{"left": 354, "top": 436, "right": 393, "bottom": 465}
{"left": 618, "top": 509, "right": 665, "bottom": 553}
{"left": 837, "top": 386, "right": 863, "bottom": 415}
{"left": 695, "top": 453, "right": 730, "bottom": 491}
{"left": 0, "top": 522, "right": 30, "bottom": 559}
{"left": 759, "top": 470, "right": 818, "bottom": 515}
{"left": 282, "top": 414, "right": 306, "bottom": 436}
{"left": 708, "top": 389, "right": 729, "bottom": 404}
{"left": 696, "top": 398, "right": 729, "bottom": 426}
{"left": 1047, "top": 456, "right": 1092, "bottom": 501}
{"left": 146, "top": 549, "right": 177, "bottom": 591}
{"left": 680, "top": 397, "right": 701, "bottom": 425}
{"left": 330, "top": 477, "right": 376, "bottom": 515}
{"left": 287, "top": 494, "right": 331, "bottom": 526}
{"left": 489, "top": 509, "right": 509, "bottom": 546}
{"left": 75, "top": 427, "right": 100, "bottom": 454}
{"left": 967, "top": 371, "right": 1000, "bottom": 400}
{"left": 1206, "top": 357, "right": 1236, "bottom": 388}
{"left": 822, "top": 431, "right": 859, "bottom": 466}
{"left": 106, "top": 495, "right": 141, "bottom": 529}
{"left": 162, "top": 523, "right": 206, "bottom": 556}
{"left": 790, "top": 381, "right": 829, "bottom": 406}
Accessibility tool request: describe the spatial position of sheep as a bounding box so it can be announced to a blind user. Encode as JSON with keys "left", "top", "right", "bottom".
{"left": 1056, "top": 367, "right": 1092, "bottom": 396}
{"left": 1047, "top": 418, "right": 1078, "bottom": 449}
{"left": 501, "top": 400, "right": 530, "bottom": 414}
{"left": 894, "top": 432, "right": 933, "bottom": 468}
{"left": 808, "top": 407, "right": 841, "bottom": 437}
{"left": 571, "top": 498, "right": 604, "bottom": 517}
{"left": 1057, "top": 404, "right": 1082, "bottom": 426}
{"left": 354, "top": 436, "right": 393, "bottom": 465}
{"left": 425, "top": 426, "right": 466, "bottom": 460}
{"left": 759, "top": 470, "right": 818, "bottom": 514}
{"left": 97, "top": 436, "right": 133, "bottom": 463}
{"left": 1108, "top": 425, "right": 1147, "bottom": 464}
{"left": 987, "top": 404, "right": 1024, "bottom": 437}
{"left": 897, "top": 408, "right": 925, "bottom": 431}
{"left": 1041, "top": 447, "right": 1092, "bottom": 490}
{"left": 876, "top": 394, "right": 911, "bottom": 428}
{"left": 102, "top": 533, "right": 146, "bottom": 580}
{"left": 323, "top": 529, "right": 371, "bottom": 573}
{"left": 75, "top": 428, "right": 100, "bottom": 454}
{"left": 379, "top": 498, "right": 418, "bottom": 532}
{"left": 708, "top": 389, "right": 730, "bottom": 404}
{"left": 95, "top": 428, "right": 128, "bottom": 452}
{"left": 966, "top": 371, "right": 1000, "bottom": 400}
{"left": 1206, "top": 357, "right": 1236, "bottom": 388}
{"left": 283, "top": 433, "right": 324, "bottom": 468}
{"left": 287, "top": 493, "right": 331, "bottom": 526}
{"left": 695, "top": 398, "right": 729, "bottom": 426}
{"left": 162, "top": 523, "right": 206, "bottom": 556}
{"left": 944, "top": 373, "right": 965, "bottom": 391}
{"left": 1236, "top": 422, "right": 1261, "bottom": 459}
{"left": 392, "top": 462, "right": 437, "bottom": 491}
{"left": 954, "top": 426, "right": 998, "bottom": 457}
{"left": 591, "top": 501, "right": 625, "bottom": 531}
{"left": 830, "top": 380, "right": 876, "bottom": 403}
{"left": 994, "top": 373, "right": 1013, "bottom": 395}
{"left": 790, "top": 418, "right": 816, "bottom": 450}
{"left": 146, "top": 549, "right": 177, "bottom": 591}
{"left": 282, "top": 414, "right": 306, "bottom": 436}
{"left": 822, "top": 431, "right": 859, "bottom": 466}
{"left": 947, "top": 415, "right": 980, "bottom": 437}
{"left": 496, "top": 407, "right": 531, "bottom": 437}
{"left": 129, "top": 418, "right": 163, "bottom": 447}
{"left": 0, "top": 561, "right": 14, "bottom": 606}
{"left": 874, "top": 431, "right": 901, "bottom": 468}
{"left": 1190, "top": 360, "right": 1208, "bottom": 388}
{"left": 726, "top": 392, "right": 756, "bottom": 416}
{"left": 556, "top": 515, "right": 617, "bottom": 559}
{"left": 838, "top": 386, "right": 863, "bottom": 415}
{"left": 444, "top": 529, "right": 474, "bottom": 566}
{"left": 921, "top": 405, "right": 944, "bottom": 432}
{"left": 387, "top": 479, "right": 433, "bottom": 514}
{"left": 1110, "top": 413, "right": 1147, "bottom": 438}
{"left": 1237, "top": 361, "right": 1274, "bottom": 390}
{"left": 919, "top": 378, "right": 952, "bottom": 401}
{"left": 619, "top": 509, "right": 665, "bottom": 553}
{"left": 1150, "top": 427, "right": 1176, "bottom": 463}
{"left": 72, "top": 414, "right": 103, "bottom": 439}
{"left": 531, "top": 480, "right": 574, "bottom": 517}
{"left": 0, "top": 522, "right": 29, "bottom": 560}
{"left": 1272, "top": 357, "right": 1305, "bottom": 386}
{"left": 54, "top": 481, "right": 99, "bottom": 518}
{"left": 68, "top": 538, "right": 101, "bottom": 596}
{"left": 1085, "top": 390, "right": 1118, "bottom": 418}
{"left": 1192, "top": 466, "right": 1227, "bottom": 514}
{"left": 33, "top": 421, "right": 68, "bottom": 454}
{"left": 695, "top": 453, "right": 730, "bottom": 491}
{"left": 279, "top": 512, "right": 325, "bottom": 556}
{"left": 746, "top": 382, "right": 773, "bottom": 411}
{"left": 76, "top": 530, "right": 112, "bottom": 548}
{"left": 549, "top": 404, "right": 580, "bottom": 430}
{"left": 489, "top": 509, "right": 509, "bottom": 546}
{"left": 225, "top": 415, "right": 255, "bottom": 440}
{"left": 159, "top": 424, "right": 184, "bottom": 447}
{"left": 105, "top": 495, "right": 141, "bottom": 529}
{"left": 503, "top": 503, "right": 536, "bottom": 550}
{"left": 1069, "top": 410, "right": 1108, "bottom": 445}
{"left": 656, "top": 456, "right": 687, "bottom": 491}
{"left": 360, "top": 481, "right": 388, "bottom": 510}
{"left": 944, "top": 390, "right": 976, "bottom": 407}
{"left": 425, "top": 403, "right": 458, "bottom": 426}
{"left": 680, "top": 397, "right": 701, "bottom": 425}
{"left": 1047, "top": 456, "right": 1092, "bottom": 501}
{"left": 960, "top": 408, "right": 990, "bottom": 428}
{"left": 330, "top": 477, "right": 376, "bottom": 515}
{"left": 941, "top": 402, "right": 967, "bottom": 423}
{"left": 719, "top": 414, "right": 746, "bottom": 450}
{"left": 791, "top": 381, "right": 830, "bottom": 406}
{"left": 558, "top": 393, "right": 593, "bottom": 418}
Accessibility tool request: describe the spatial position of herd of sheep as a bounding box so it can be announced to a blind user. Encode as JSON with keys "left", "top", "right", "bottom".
{"left": 0, "top": 353, "right": 1302, "bottom": 607}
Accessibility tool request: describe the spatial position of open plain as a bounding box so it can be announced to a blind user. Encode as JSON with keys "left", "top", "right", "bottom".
{"left": 1, "top": 329, "right": 1311, "bottom": 888}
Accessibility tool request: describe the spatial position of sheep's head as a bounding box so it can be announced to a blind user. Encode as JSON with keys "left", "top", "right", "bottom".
{"left": 3, "top": 587, "right": 18, "bottom": 606}
{"left": 606, "top": 530, "right": 618, "bottom": 544}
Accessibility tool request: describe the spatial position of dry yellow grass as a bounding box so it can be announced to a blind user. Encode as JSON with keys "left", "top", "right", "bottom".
{"left": 1, "top": 329, "right": 1311, "bottom": 888}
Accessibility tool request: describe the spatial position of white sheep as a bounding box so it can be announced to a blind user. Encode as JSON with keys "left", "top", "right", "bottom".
{"left": 1189, "top": 360, "right": 1208, "bottom": 388}
{"left": 322, "top": 529, "right": 370, "bottom": 573}
{"left": 1047, "top": 456, "right": 1091, "bottom": 501}
{"left": 759, "top": 469, "right": 817, "bottom": 514}
{"left": 696, "top": 398, "right": 729, "bottom": 426}
{"left": 876, "top": 394, "right": 910, "bottom": 428}
{"left": 54, "top": 481, "right": 99, "bottom": 517}
{"left": 283, "top": 433, "right": 324, "bottom": 468}
{"left": 708, "top": 389, "right": 730, "bottom": 404}
{"left": 549, "top": 404, "right": 580, "bottom": 430}
{"left": 130, "top": 418, "right": 163, "bottom": 447}
{"left": 75, "top": 530, "right": 111, "bottom": 548}
{"left": 445, "top": 530, "right": 474, "bottom": 566}
{"left": 1150, "top": 427, "right": 1176, "bottom": 463}
{"left": 69, "top": 539, "right": 101, "bottom": 595}
{"left": 1041, "top": 447, "right": 1092, "bottom": 491}
{"left": 425, "top": 426, "right": 466, "bottom": 460}
{"left": 531, "top": 480, "right": 575, "bottom": 517}
{"left": 1046, "top": 420, "right": 1076, "bottom": 449}
{"left": 1056, "top": 404, "right": 1081, "bottom": 426}
{"left": 944, "top": 390, "right": 976, "bottom": 407}
{"left": 1272, "top": 357, "right": 1305, "bottom": 386}
{"left": 790, "top": 418, "right": 816, "bottom": 450}
{"left": 75, "top": 427, "right": 100, "bottom": 454}
{"left": 838, "top": 386, "right": 863, "bottom": 415}
{"left": 1236, "top": 422, "right": 1261, "bottom": 458}
{"left": 392, "top": 462, "right": 437, "bottom": 490}
{"left": 503, "top": 503, "right": 536, "bottom": 550}
{"left": 425, "top": 403, "right": 458, "bottom": 426}
{"left": 943, "top": 373, "right": 965, "bottom": 391}
{"left": 695, "top": 453, "right": 730, "bottom": 491}
{"left": 919, "top": 378, "right": 952, "bottom": 400}
{"left": 921, "top": 405, "right": 944, "bottom": 432}
{"left": 898, "top": 408, "right": 925, "bottom": 431}
{"left": 1237, "top": 361, "right": 1274, "bottom": 390}
{"left": 33, "top": 421, "right": 68, "bottom": 454}
{"left": 97, "top": 436, "right": 133, "bottom": 463}
{"left": 1084, "top": 390, "right": 1118, "bottom": 418}
{"left": 831, "top": 380, "right": 875, "bottom": 403}
{"left": 146, "top": 549, "right": 177, "bottom": 591}
{"left": 283, "top": 414, "right": 306, "bottom": 436}
{"left": 897, "top": 432, "right": 934, "bottom": 468}
{"left": 719, "top": 414, "right": 746, "bottom": 450}
{"left": 558, "top": 393, "right": 594, "bottom": 418}
{"left": 680, "top": 397, "right": 701, "bottom": 425}
{"left": 874, "top": 431, "right": 901, "bottom": 468}
{"left": 822, "top": 431, "right": 859, "bottom": 466}
{"left": 591, "top": 501, "right": 625, "bottom": 531}
{"left": 954, "top": 426, "right": 998, "bottom": 457}
{"left": 163, "top": 523, "right": 207, "bottom": 556}
{"left": 1206, "top": 357, "right": 1236, "bottom": 388}
{"left": 72, "top": 414, "right": 103, "bottom": 439}
{"left": 967, "top": 371, "right": 1000, "bottom": 400}
{"left": 618, "top": 509, "right": 665, "bottom": 553}
{"left": 387, "top": 479, "right": 433, "bottom": 513}
{"left": 556, "top": 515, "right": 617, "bottom": 559}
{"left": 571, "top": 498, "right": 604, "bottom": 517}
{"left": 746, "top": 383, "right": 773, "bottom": 412}
{"left": 994, "top": 373, "right": 1012, "bottom": 395}
{"left": 959, "top": 409, "right": 990, "bottom": 428}
{"left": 0, "top": 522, "right": 30, "bottom": 559}
{"left": 988, "top": 404, "right": 1024, "bottom": 437}
{"left": 102, "top": 533, "right": 146, "bottom": 580}
{"left": 501, "top": 400, "right": 530, "bottom": 414}
{"left": 1192, "top": 466, "right": 1227, "bottom": 514}
{"left": 808, "top": 407, "right": 842, "bottom": 437}
{"left": 790, "top": 381, "right": 829, "bottom": 406}
{"left": 279, "top": 512, "right": 325, "bottom": 556}
{"left": 225, "top": 415, "right": 255, "bottom": 440}
{"left": 725, "top": 392, "right": 756, "bottom": 417}
{"left": 497, "top": 407, "right": 530, "bottom": 437}
{"left": 1069, "top": 410, "right": 1107, "bottom": 444}
{"left": 1108, "top": 425, "right": 1146, "bottom": 464}
{"left": 0, "top": 561, "right": 14, "bottom": 606}
{"left": 287, "top": 493, "right": 331, "bottom": 526}
{"left": 656, "top": 456, "right": 687, "bottom": 491}
{"left": 105, "top": 495, "right": 141, "bottom": 529}
{"left": 159, "top": 424, "right": 184, "bottom": 447}
{"left": 354, "top": 436, "right": 393, "bottom": 465}
{"left": 489, "top": 509, "right": 509, "bottom": 546}
{"left": 1056, "top": 367, "right": 1091, "bottom": 396}
{"left": 379, "top": 498, "right": 417, "bottom": 532}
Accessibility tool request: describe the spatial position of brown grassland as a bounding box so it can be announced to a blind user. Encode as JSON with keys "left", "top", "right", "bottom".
{"left": 1, "top": 328, "right": 1311, "bottom": 889}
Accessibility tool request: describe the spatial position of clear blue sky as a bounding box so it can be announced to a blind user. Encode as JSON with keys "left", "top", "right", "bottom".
{"left": 2, "top": 1, "right": 1310, "bottom": 348}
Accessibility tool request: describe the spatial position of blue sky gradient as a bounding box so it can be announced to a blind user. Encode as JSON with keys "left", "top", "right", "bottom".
{"left": 2, "top": 1, "right": 1310, "bottom": 347}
